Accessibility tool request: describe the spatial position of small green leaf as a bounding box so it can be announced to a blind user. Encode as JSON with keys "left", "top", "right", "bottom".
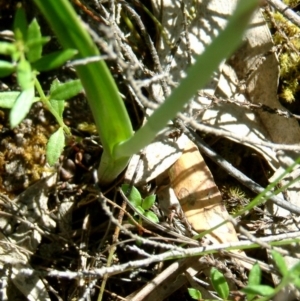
{"left": 188, "top": 288, "right": 202, "bottom": 300}
{"left": 26, "top": 37, "right": 50, "bottom": 51}
{"left": 50, "top": 98, "right": 65, "bottom": 119}
{"left": 49, "top": 79, "right": 83, "bottom": 100}
{"left": 144, "top": 211, "right": 159, "bottom": 223}
{"left": 26, "top": 19, "right": 44, "bottom": 62}
{"left": 248, "top": 263, "right": 261, "bottom": 285}
{"left": 136, "top": 205, "right": 145, "bottom": 215}
{"left": 242, "top": 285, "right": 275, "bottom": 296}
{"left": 10, "top": 87, "right": 35, "bottom": 128}
{"left": 293, "top": 278, "right": 300, "bottom": 289}
{"left": 16, "top": 59, "right": 34, "bottom": 90}
{"left": 32, "top": 49, "right": 77, "bottom": 71}
{"left": 0, "top": 42, "right": 17, "bottom": 56}
{"left": 121, "top": 184, "right": 142, "bottom": 207}
{"left": 0, "top": 60, "right": 15, "bottom": 77}
{"left": 50, "top": 78, "right": 60, "bottom": 94}
{"left": 46, "top": 127, "right": 65, "bottom": 166}
{"left": 210, "top": 268, "right": 229, "bottom": 300}
{"left": 289, "top": 261, "right": 300, "bottom": 286}
{"left": 271, "top": 250, "right": 288, "bottom": 277}
{"left": 142, "top": 194, "right": 156, "bottom": 210}
{"left": 247, "top": 263, "right": 261, "bottom": 301}
{"left": 13, "top": 6, "right": 28, "bottom": 41}
{"left": 0, "top": 92, "right": 20, "bottom": 108}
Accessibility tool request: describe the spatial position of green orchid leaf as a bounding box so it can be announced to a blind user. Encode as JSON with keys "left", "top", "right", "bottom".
{"left": 121, "top": 184, "right": 142, "bottom": 207}
{"left": 0, "top": 92, "right": 20, "bottom": 108}
{"left": 242, "top": 285, "right": 275, "bottom": 296}
{"left": 49, "top": 79, "right": 83, "bottom": 100}
{"left": 16, "top": 58, "right": 34, "bottom": 90}
{"left": 0, "top": 60, "right": 15, "bottom": 77}
{"left": 187, "top": 288, "right": 202, "bottom": 300}
{"left": 144, "top": 211, "right": 159, "bottom": 223}
{"left": 32, "top": 0, "right": 134, "bottom": 185}
{"left": 50, "top": 98, "right": 65, "bottom": 119}
{"left": 247, "top": 263, "right": 261, "bottom": 301}
{"left": 210, "top": 267, "right": 229, "bottom": 300}
{"left": 0, "top": 42, "right": 17, "bottom": 56}
{"left": 32, "top": 49, "right": 77, "bottom": 71}
{"left": 46, "top": 127, "right": 65, "bottom": 166}
{"left": 9, "top": 87, "right": 35, "bottom": 128}
{"left": 271, "top": 250, "right": 288, "bottom": 277}
{"left": 26, "top": 18, "right": 45, "bottom": 62}
{"left": 142, "top": 194, "right": 156, "bottom": 210}
{"left": 13, "top": 6, "right": 28, "bottom": 41}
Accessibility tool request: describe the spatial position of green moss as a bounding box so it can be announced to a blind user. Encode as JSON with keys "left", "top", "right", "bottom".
{"left": 268, "top": 9, "right": 300, "bottom": 102}
{"left": 283, "top": 0, "right": 300, "bottom": 7}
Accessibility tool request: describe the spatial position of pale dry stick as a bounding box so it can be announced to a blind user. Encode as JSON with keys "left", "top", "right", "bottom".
{"left": 78, "top": 279, "right": 98, "bottom": 301}
{"left": 120, "top": 1, "right": 170, "bottom": 98}
{"left": 103, "top": 194, "right": 160, "bottom": 237}
{"left": 79, "top": 213, "right": 91, "bottom": 273}
{"left": 99, "top": 193, "right": 196, "bottom": 250}
{"left": 220, "top": 249, "right": 280, "bottom": 274}
{"left": 72, "top": 0, "right": 109, "bottom": 25}
{"left": 125, "top": 244, "right": 153, "bottom": 258}
{"left": 200, "top": 90, "right": 300, "bottom": 120}
{"left": 85, "top": 21, "right": 160, "bottom": 110}
{"left": 98, "top": 192, "right": 126, "bottom": 301}
{"left": 180, "top": 125, "right": 300, "bottom": 214}
{"left": 119, "top": 189, "right": 199, "bottom": 245}
{"left": 228, "top": 215, "right": 273, "bottom": 250}
{"left": 126, "top": 257, "right": 206, "bottom": 301}
{"left": 264, "top": 3, "right": 300, "bottom": 55}
{"left": 29, "top": 230, "right": 300, "bottom": 280}
{"left": 268, "top": 0, "right": 300, "bottom": 28}
{"left": 67, "top": 55, "right": 113, "bottom": 67}
{"left": 180, "top": 114, "right": 300, "bottom": 151}
{"left": 179, "top": 124, "right": 300, "bottom": 214}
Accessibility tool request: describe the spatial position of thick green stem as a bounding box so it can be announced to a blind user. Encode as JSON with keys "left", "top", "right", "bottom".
{"left": 32, "top": 0, "right": 133, "bottom": 154}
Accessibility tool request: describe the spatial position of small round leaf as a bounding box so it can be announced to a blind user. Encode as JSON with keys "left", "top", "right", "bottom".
{"left": 142, "top": 194, "right": 156, "bottom": 210}
{"left": 121, "top": 184, "right": 142, "bottom": 207}
{"left": 144, "top": 211, "right": 159, "bottom": 223}
{"left": 187, "top": 288, "right": 202, "bottom": 300}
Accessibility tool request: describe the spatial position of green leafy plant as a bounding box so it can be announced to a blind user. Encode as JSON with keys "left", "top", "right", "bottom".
{"left": 243, "top": 251, "right": 300, "bottom": 301}
{"left": 30, "top": 0, "right": 260, "bottom": 185}
{"left": 187, "top": 253, "right": 300, "bottom": 301}
{"left": 121, "top": 184, "right": 159, "bottom": 224}
{"left": 210, "top": 267, "right": 230, "bottom": 300}
{"left": 0, "top": 6, "right": 83, "bottom": 165}
{"left": 188, "top": 268, "right": 229, "bottom": 301}
{"left": 188, "top": 287, "right": 202, "bottom": 300}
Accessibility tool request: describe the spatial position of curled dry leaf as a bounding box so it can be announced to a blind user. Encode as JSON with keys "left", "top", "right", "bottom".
{"left": 168, "top": 139, "right": 252, "bottom": 271}
{"left": 169, "top": 139, "right": 238, "bottom": 245}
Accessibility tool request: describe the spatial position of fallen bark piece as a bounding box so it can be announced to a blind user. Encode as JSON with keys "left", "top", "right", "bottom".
{"left": 169, "top": 139, "right": 238, "bottom": 246}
